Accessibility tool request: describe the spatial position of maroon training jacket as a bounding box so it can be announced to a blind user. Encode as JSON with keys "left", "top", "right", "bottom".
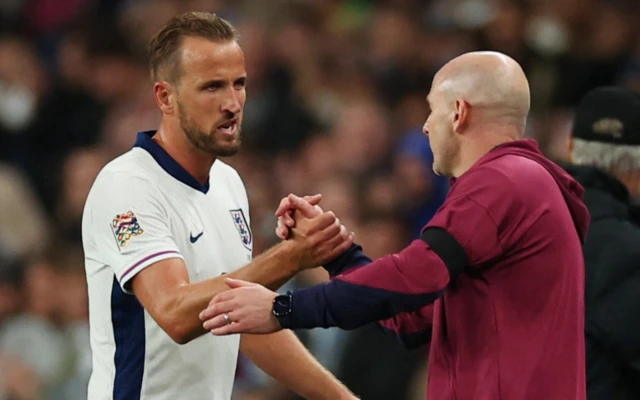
{"left": 290, "top": 139, "right": 590, "bottom": 399}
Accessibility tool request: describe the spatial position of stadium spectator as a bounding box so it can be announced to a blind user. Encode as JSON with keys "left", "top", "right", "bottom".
{"left": 565, "top": 86, "right": 640, "bottom": 400}
{"left": 0, "top": 0, "right": 639, "bottom": 398}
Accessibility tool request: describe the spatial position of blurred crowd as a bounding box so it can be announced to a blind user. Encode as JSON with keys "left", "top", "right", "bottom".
{"left": 0, "top": 0, "right": 639, "bottom": 399}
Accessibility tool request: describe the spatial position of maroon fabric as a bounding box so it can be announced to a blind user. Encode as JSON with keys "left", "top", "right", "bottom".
{"left": 291, "top": 139, "right": 589, "bottom": 399}
{"left": 421, "top": 139, "right": 588, "bottom": 399}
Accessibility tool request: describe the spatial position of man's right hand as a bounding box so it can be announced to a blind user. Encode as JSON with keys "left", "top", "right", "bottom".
{"left": 283, "top": 194, "right": 353, "bottom": 270}
{"left": 275, "top": 194, "right": 323, "bottom": 239}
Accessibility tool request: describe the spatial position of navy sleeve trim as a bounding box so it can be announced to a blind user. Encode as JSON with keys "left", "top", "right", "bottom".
{"left": 323, "top": 244, "right": 372, "bottom": 277}
{"left": 420, "top": 227, "right": 468, "bottom": 278}
{"left": 290, "top": 280, "right": 444, "bottom": 330}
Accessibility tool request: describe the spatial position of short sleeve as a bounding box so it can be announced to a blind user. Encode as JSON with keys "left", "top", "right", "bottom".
{"left": 82, "top": 173, "right": 183, "bottom": 293}
{"left": 427, "top": 169, "right": 514, "bottom": 267}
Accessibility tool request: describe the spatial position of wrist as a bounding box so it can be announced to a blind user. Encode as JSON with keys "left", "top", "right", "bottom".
{"left": 272, "top": 291, "right": 293, "bottom": 329}
{"left": 277, "top": 239, "right": 306, "bottom": 272}
{"left": 323, "top": 243, "right": 356, "bottom": 274}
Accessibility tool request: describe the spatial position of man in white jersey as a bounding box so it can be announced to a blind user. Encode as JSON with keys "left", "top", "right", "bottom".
{"left": 82, "top": 12, "right": 356, "bottom": 400}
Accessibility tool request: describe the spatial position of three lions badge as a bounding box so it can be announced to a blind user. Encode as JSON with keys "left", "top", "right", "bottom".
{"left": 230, "top": 209, "right": 252, "bottom": 250}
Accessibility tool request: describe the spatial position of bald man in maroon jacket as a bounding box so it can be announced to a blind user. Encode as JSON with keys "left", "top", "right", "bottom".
{"left": 199, "top": 52, "right": 590, "bottom": 400}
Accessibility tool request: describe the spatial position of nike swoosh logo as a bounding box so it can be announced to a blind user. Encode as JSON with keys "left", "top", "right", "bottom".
{"left": 190, "top": 231, "right": 204, "bottom": 243}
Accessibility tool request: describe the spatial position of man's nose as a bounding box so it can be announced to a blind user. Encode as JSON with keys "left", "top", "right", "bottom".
{"left": 422, "top": 121, "right": 429, "bottom": 136}
{"left": 222, "top": 90, "right": 242, "bottom": 114}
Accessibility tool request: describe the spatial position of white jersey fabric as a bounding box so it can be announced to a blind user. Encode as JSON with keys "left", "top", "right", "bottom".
{"left": 82, "top": 131, "right": 253, "bottom": 400}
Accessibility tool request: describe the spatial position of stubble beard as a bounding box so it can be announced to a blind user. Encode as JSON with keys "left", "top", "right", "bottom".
{"left": 178, "top": 102, "right": 242, "bottom": 158}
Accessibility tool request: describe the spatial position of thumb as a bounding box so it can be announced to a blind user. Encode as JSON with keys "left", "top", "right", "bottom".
{"left": 225, "top": 278, "right": 254, "bottom": 288}
{"left": 288, "top": 194, "right": 321, "bottom": 218}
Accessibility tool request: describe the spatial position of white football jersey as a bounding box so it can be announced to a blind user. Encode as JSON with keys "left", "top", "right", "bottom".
{"left": 82, "top": 131, "right": 253, "bottom": 400}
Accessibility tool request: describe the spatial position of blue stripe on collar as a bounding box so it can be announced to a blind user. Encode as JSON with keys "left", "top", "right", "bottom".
{"left": 133, "top": 131, "right": 210, "bottom": 194}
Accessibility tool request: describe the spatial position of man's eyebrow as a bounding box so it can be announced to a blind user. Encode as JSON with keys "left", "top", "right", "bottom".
{"left": 200, "top": 79, "right": 225, "bottom": 87}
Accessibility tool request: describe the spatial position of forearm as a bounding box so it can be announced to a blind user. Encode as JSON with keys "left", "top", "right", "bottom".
{"left": 168, "top": 241, "right": 302, "bottom": 343}
{"left": 289, "top": 240, "right": 449, "bottom": 330}
{"left": 230, "top": 240, "right": 302, "bottom": 290}
{"left": 240, "top": 332, "right": 354, "bottom": 400}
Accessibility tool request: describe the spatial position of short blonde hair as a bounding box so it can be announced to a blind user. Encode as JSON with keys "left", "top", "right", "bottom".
{"left": 148, "top": 11, "right": 238, "bottom": 83}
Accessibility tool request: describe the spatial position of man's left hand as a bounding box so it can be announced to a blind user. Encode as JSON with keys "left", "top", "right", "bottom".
{"left": 200, "top": 278, "right": 282, "bottom": 335}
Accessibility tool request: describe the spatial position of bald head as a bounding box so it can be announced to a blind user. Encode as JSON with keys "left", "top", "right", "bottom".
{"left": 432, "top": 51, "right": 530, "bottom": 136}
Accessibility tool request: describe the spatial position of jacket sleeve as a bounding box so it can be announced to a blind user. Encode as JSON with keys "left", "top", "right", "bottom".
{"left": 289, "top": 238, "right": 452, "bottom": 330}
{"left": 288, "top": 169, "right": 509, "bottom": 331}
{"left": 322, "top": 244, "right": 372, "bottom": 277}
{"left": 378, "top": 304, "right": 435, "bottom": 349}
{"left": 324, "top": 245, "right": 435, "bottom": 348}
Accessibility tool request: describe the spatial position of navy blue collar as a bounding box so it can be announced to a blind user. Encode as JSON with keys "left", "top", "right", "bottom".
{"left": 134, "top": 131, "right": 210, "bottom": 193}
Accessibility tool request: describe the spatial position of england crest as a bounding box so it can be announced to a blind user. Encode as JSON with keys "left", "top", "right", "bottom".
{"left": 230, "top": 209, "right": 252, "bottom": 250}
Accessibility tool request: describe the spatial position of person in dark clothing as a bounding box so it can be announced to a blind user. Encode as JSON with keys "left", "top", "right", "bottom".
{"left": 565, "top": 86, "right": 640, "bottom": 400}
{"left": 200, "top": 51, "right": 591, "bottom": 400}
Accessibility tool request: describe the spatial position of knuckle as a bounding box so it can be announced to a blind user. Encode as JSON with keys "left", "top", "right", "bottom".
{"left": 311, "top": 236, "right": 322, "bottom": 247}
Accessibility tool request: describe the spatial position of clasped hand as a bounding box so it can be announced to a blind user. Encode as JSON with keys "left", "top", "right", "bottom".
{"left": 199, "top": 194, "right": 352, "bottom": 335}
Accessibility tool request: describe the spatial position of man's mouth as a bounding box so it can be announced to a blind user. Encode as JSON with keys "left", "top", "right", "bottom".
{"left": 217, "top": 118, "right": 238, "bottom": 136}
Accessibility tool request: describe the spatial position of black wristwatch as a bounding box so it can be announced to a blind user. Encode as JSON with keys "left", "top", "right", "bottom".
{"left": 272, "top": 292, "right": 293, "bottom": 329}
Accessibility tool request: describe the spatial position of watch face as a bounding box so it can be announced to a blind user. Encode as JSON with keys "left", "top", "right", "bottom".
{"left": 273, "top": 295, "right": 291, "bottom": 316}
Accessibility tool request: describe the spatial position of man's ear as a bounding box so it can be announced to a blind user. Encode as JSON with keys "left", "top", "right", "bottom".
{"left": 567, "top": 136, "right": 574, "bottom": 162}
{"left": 153, "top": 81, "right": 175, "bottom": 114}
{"left": 453, "top": 99, "right": 469, "bottom": 133}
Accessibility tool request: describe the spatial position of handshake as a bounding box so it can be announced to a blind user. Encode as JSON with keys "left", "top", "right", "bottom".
{"left": 199, "top": 193, "right": 354, "bottom": 336}
{"left": 273, "top": 193, "right": 354, "bottom": 270}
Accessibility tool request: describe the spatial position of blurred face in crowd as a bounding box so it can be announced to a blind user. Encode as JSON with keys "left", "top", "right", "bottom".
{"left": 423, "top": 79, "right": 460, "bottom": 176}
{"left": 172, "top": 37, "right": 246, "bottom": 157}
{"left": 56, "top": 269, "right": 88, "bottom": 323}
{"left": 357, "top": 218, "right": 407, "bottom": 260}
{"left": 60, "top": 147, "right": 108, "bottom": 222}
{"left": 0, "top": 282, "right": 21, "bottom": 322}
{"left": 23, "top": 261, "right": 58, "bottom": 319}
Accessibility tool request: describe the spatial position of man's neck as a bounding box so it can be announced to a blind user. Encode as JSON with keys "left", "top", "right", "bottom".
{"left": 154, "top": 125, "right": 216, "bottom": 184}
{"left": 451, "top": 128, "right": 519, "bottom": 177}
